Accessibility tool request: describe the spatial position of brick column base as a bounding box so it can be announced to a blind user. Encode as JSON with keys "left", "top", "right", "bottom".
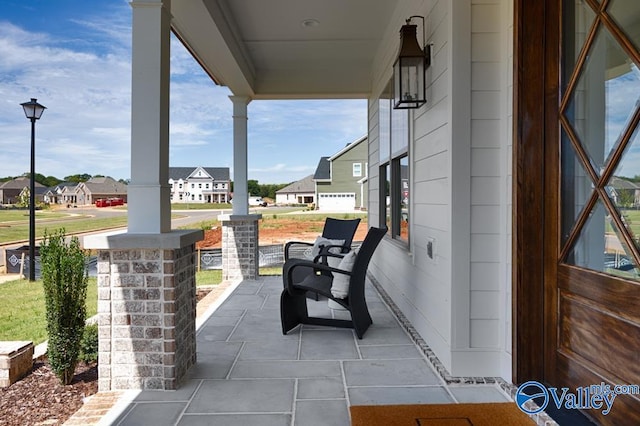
{"left": 219, "top": 214, "right": 261, "bottom": 281}
{"left": 84, "top": 230, "right": 203, "bottom": 391}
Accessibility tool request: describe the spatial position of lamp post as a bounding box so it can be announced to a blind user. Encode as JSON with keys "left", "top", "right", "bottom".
{"left": 20, "top": 98, "right": 46, "bottom": 281}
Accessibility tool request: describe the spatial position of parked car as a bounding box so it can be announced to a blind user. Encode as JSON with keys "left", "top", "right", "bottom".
{"left": 248, "top": 196, "right": 267, "bottom": 207}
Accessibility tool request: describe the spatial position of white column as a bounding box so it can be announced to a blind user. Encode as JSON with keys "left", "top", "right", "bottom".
{"left": 128, "top": 0, "right": 172, "bottom": 233}
{"left": 230, "top": 96, "right": 251, "bottom": 215}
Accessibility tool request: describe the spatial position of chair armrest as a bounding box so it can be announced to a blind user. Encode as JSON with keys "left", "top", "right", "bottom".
{"left": 313, "top": 250, "right": 345, "bottom": 264}
{"left": 283, "top": 258, "right": 352, "bottom": 293}
{"left": 284, "top": 241, "right": 314, "bottom": 260}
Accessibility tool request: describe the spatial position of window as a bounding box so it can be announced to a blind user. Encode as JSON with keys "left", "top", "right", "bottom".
{"left": 191, "top": 183, "right": 194, "bottom": 189}
{"left": 205, "top": 183, "right": 209, "bottom": 189}
{"left": 191, "top": 194, "right": 195, "bottom": 201}
{"left": 198, "top": 183, "right": 202, "bottom": 189}
{"left": 353, "top": 163, "right": 362, "bottom": 177}
{"left": 378, "top": 81, "right": 410, "bottom": 243}
{"left": 179, "top": 183, "right": 183, "bottom": 189}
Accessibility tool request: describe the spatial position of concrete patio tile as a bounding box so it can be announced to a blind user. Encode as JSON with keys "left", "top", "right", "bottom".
{"left": 198, "top": 314, "right": 241, "bottom": 327}
{"left": 185, "top": 379, "right": 294, "bottom": 413}
{"left": 448, "top": 385, "right": 510, "bottom": 403}
{"left": 229, "top": 309, "right": 298, "bottom": 341}
{"left": 348, "top": 386, "right": 454, "bottom": 405}
{"left": 299, "top": 329, "right": 359, "bottom": 360}
{"left": 133, "top": 379, "right": 201, "bottom": 402}
{"left": 354, "top": 325, "right": 412, "bottom": 345}
{"left": 230, "top": 360, "right": 341, "bottom": 379}
{"left": 343, "top": 358, "right": 441, "bottom": 386}
{"left": 297, "top": 377, "right": 345, "bottom": 399}
{"left": 219, "top": 294, "right": 266, "bottom": 310}
{"left": 115, "top": 402, "right": 186, "bottom": 426}
{"left": 195, "top": 325, "right": 235, "bottom": 342}
{"left": 239, "top": 339, "right": 300, "bottom": 360}
{"left": 185, "top": 356, "right": 236, "bottom": 379}
{"left": 206, "top": 307, "right": 245, "bottom": 318}
{"left": 179, "top": 414, "right": 291, "bottom": 426}
{"left": 195, "top": 341, "right": 242, "bottom": 359}
{"left": 294, "top": 400, "right": 349, "bottom": 426}
{"left": 232, "top": 282, "right": 262, "bottom": 295}
{"left": 358, "top": 344, "right": 422, "bottom": 359}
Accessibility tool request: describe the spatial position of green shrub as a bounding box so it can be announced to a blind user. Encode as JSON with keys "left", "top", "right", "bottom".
{"left": 40, "top": 229, "right": 89, "bottom": 385}
{"left": 78, "top": 323, "right": 99, "bottom": 364}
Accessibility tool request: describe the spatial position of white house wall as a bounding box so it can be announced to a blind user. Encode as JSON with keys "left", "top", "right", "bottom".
{"left": 367, "top": 0, "right": 513, "bottom": 380}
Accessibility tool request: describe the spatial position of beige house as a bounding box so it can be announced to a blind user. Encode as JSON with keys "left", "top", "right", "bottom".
{"left": 274, "top": 174, "right": 315, "bottom": 205}
{"left": 74, "top": 176, "right": 128, "bottom": 205}
{"left": 0, "top": 177, "right": 44, "bottom": 204}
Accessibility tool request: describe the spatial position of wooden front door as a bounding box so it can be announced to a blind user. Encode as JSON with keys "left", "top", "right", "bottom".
{"left": 546, "top": 1, "right": 640, "bottom": 424}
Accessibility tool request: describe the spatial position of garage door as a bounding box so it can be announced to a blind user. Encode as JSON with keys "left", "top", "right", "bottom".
{"left": 317, "top": 193, "right": 355, "bottom": 211}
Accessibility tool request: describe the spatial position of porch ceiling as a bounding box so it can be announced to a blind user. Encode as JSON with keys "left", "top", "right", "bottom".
{"left": 171, "top": 0, "right": 402, "bottom": 99}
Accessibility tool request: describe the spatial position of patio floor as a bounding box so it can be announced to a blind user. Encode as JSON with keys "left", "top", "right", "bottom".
{"left": 102, "top": 275, "right": 514, "bottom": 426}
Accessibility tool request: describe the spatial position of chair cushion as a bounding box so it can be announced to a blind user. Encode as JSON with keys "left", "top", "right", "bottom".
{"left": 310, "top": 236, "right": 345, "bottom": 259}
{"left": 331, "top": 250, "right": 357, "bottom": 298}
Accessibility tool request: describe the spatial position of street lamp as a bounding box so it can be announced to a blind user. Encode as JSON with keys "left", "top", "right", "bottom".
{"left": 20, "top": 98, "right": 46, "bottom": 281}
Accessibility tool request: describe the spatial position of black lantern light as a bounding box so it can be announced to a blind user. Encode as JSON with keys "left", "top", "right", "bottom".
{"left": 20, "top": 98, "right": 46, "bottom": 281}
{"left": 393, "top": 16, "right": 431, "bottom": 109}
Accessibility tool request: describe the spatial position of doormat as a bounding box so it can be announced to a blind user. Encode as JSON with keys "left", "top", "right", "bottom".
{"left": 350, "top": 403, "right": 535, "bottom": 425}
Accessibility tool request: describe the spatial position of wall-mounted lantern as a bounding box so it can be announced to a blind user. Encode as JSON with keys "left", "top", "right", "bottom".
{"left": 393, "top": 16, "right": 431, "bottom": 109}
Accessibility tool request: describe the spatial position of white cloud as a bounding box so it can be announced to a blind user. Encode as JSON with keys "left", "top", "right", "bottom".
{"left": 0, "top": 4, "right": 368, "bottom": 184}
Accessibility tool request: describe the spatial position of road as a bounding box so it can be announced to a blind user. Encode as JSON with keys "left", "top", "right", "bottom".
{"left": 0, "top": 206, "right": 293, "bottom": 269}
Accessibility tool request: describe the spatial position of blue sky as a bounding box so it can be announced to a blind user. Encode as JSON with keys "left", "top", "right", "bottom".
{"left": 0, "top": 0, "right": 367, "bottom": 184}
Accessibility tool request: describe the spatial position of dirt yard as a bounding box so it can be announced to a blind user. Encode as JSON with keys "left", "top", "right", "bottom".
{"left": 196, "top": 216, "right": 369, "bottom": 249}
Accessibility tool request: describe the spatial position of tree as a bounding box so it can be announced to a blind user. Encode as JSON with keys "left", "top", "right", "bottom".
{"left": 64, "top": 173, "right": 92, "bottom": 183}
{"left": 248, "top": 179, "right": 260, "bottom": 196}
{"left": 40, "top": 229, "right": 89, "bottom": 385}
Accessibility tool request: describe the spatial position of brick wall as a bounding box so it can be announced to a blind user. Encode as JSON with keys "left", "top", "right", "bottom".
{"left": 97, "top": 245, "right": 197, "bottom": 391}
{"left": 221, "top": 216, "right": 260, "bottom": 281}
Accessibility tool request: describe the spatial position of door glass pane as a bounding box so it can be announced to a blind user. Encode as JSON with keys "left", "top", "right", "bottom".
{"left": 564, "top": 199, "right": 639, "bottom": 278}
{"left": 608, "top": 126, "right": 640, "bottom": 251}
{"left": 563, "top": 0, "right": 597, "bottom": 86}
{"left": 564, "top": 24, "right": 640, "bottom": 176}
{"left": 607, "top": 0, "right": 640, "bottom": 52}
{"left": 561, "top": 128, "right": 595, "bottom": 246}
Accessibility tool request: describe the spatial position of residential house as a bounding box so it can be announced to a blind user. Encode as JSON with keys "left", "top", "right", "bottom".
{"left": 274, "top": 174, "right": 315, "bottom": 205}
{"left": 43, "top": 182, "right": 77, "bottom": 204}
{"left": 83, "top": 2, "right": 640, "bottom": 423}
{"left": 74, "top": 176, "right": 128, "bottom": 206}
{"left": 18, "top": 186, "right": 48, "bottom": 204}
{"left": 313, "top": 136, "right": 368, "bottom": 211}
{"left": 0, "top": 177, "right": 45, "bottom": 204}
{"left": 168, "top": 166, "right": 230, "bottom": 203}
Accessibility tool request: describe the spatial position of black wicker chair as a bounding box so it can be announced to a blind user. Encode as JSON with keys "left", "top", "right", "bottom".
{"left": 283, "top": 217, "right": 361, "bottom": 300}
{"left": 284, "top": 217, "right": 361, "bottom": 260}
{"left": 280, "top": 226, "right": 386, "bottom": 339}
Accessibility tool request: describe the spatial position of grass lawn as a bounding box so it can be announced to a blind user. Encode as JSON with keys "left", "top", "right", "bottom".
{"left": 0, "top": 278, "right": 98, "bottom": 344}
{"left": 0, "top": 216, "right": 129, "bottom": 243}
{"left": 0, "top": 270, "right": 223, "bottom": 344}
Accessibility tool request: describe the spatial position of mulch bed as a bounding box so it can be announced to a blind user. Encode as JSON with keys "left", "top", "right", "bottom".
{"left": 0, "top": 361, "right": 97, "bottom": 426}
{"left": 0, "top": 289, "right": 214, "bottom": 426}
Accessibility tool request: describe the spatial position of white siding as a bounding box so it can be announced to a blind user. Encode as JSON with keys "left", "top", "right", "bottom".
{"left": 367, "top": 0, "right": 513, "bottom": 379}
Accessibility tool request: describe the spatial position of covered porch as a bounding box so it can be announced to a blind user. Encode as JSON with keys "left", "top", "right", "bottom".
{"left": 93, "top": 275, "right": 519, "bottom": 425}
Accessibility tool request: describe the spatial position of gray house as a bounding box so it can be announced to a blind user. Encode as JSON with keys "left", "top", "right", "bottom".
{"left": 314, "top": 136, "right": 368, "bottom": 211}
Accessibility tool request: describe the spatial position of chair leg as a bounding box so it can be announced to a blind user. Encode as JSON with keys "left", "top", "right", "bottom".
{"left": 350, "top": 301, "right": 373, "bottom": 339}
{"left": 280, "top": 289, "right": 309, "bottom": 335}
